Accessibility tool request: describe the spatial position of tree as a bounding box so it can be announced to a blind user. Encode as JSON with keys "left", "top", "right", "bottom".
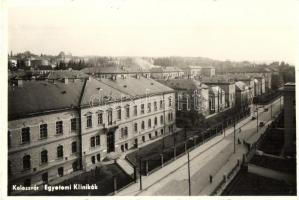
{"left": 176, "top": 110, "right": 205, "bottom": 129}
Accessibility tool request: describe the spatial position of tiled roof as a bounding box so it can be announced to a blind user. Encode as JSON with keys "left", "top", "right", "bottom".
{"left": 8, "top": 80, "right": 85, "bottom": 120}
{"left": 201, "top": 75, "right": 235, "bottom": 84}
{"left": 157, "top": 79, "right": 208, "bottom": 91}
{"left": 8, "top": 76, "right": 174, "bottom": 120}
{"left": 100, "top": 77, "right": 174, "bottom": 97}
{"left": 80, "top": 78, "right": 128, "bottom": 107}
{"left": 81, "top": 66, "right": 127, "bottom": 74}
{"left": 47, "top": 70, "right": 89, "bottom": 79}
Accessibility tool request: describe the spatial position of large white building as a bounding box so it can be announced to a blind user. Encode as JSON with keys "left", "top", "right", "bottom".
{"left": 8, "top": 76, "right": 175, "bottom": 189}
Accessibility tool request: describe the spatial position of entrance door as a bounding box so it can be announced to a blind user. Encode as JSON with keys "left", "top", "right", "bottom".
{"left": 107, "top": 131, "right": 115, "bottom": 152}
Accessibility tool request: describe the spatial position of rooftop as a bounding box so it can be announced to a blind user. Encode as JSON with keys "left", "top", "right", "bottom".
{"left": 157, "top": 79, "right": 209, "bottom": 91}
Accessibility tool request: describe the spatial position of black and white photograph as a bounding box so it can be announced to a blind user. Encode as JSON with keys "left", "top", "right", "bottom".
{"left": 0, "top": 0, "right": 298, "bottom": 198}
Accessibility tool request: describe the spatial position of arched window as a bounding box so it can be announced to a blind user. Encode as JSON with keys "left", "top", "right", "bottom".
{"left": 41, "top": 150, "right": 48, "bottom": 164}
{"left": 23, "top": 155, "right": 31, "bottom": 170}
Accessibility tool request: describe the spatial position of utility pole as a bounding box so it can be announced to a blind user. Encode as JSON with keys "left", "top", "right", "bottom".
{"left": 139, "top": 158, "right": 142, "bottom": 191}
{"left": 270, "top": 104, "right": 272, "bottom": 119}
{"left": 256, "top": 107, "right": 259, "bottom": 133}
{"left": 280, "top": 96, "right": 282, "bottom": 112}
{"left": 187, "top": 151, "right": 191, "bottom": 196}
{"left": 233, "top": 118, "right": 236, "bottom": 154}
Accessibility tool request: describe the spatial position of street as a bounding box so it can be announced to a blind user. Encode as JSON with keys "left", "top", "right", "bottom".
{"left": 116, "top": 97, "right": 283, "bottom": 196}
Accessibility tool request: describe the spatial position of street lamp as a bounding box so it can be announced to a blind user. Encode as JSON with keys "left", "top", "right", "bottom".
{"left": 256, "top": 107, "right": 259, "bottom": 133}
{"left": 187, "top": 150, "right": 191, "bottom": 196}
{"left": 233, "top": 117, "right": 236, "bottom": 154}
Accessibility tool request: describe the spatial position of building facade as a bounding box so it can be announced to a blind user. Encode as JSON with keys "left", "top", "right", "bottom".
{"left": 8, "top": 76, "right": 176, "bottom": 189}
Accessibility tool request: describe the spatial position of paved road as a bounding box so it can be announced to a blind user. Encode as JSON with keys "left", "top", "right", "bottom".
{"left": 116, "top": 97, "right": 283, "bottom": 196}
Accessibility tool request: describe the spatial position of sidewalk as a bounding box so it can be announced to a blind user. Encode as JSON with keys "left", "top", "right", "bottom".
{"left": 116, "top": 114, "right": 252, "bottom": 196}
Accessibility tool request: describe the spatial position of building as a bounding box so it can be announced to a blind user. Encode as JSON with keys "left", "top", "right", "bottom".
{"left": 157, "top": 79, "right": 209, "bottom": 116}
{"left": 8, "top": 76, "right": 175, "bottom": 189}
{"left": 208, "top": 86, "right": 225, "bottom": 114}
{"left": 200, "top": 66, "right": 216, "bottom": 77}
{"left": 235, "top": 81, "right": 251, "bottom": 109}
{"left": 179, "top": 66, "right": 202, "bottom": 78}
{"left": 225, "top": 67, "right": 272, "bottom": 92}
{"left": 282, "top": 82, "right": 295, "bottom": 156}
{"left": 150, "top": 66, "right": 184, "bottom": 79}
{"left": 8, "top": 79, "right": 84, "bottom": 189}
{"left": 253, "top": 75, "right": 266, "bottom": 94}
{"left": 201, "top": 76, "right": 236, "bottom": 109}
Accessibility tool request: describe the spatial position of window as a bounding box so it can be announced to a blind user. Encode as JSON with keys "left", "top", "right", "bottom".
{"left": 41, "top": 150, "right": 48, "bottom": 164}
{"left": 149, "top": 134, "right": 152, "bottom": 139}
{"left": 134, "top": 123, "right": 138, "bottom": 132}
{"left": 98, "top": 112, "right": 103, "bottom": 125}
{"left": 142, "top": 136, "right": 145, "bottom": 142}
{"left": 160, "top": 115, "right": 164, "bottom": 124}
{"left": 40, "top": 124, "right": 48, "bottom": 139}
{"left": 91, "top": 136, "right": 100, "bottom": 147}
{"left": 58, "top": 167, "right": 64, "bottom": 177}
{"left": 90, "top": 137, "right": 95, "bottom": 147}
{"left": 42, "top": 173, "right": 48, "bottom": 184}
{"left": 121, "top": 127, "right": 128, "bottom": 139}
{"left": 96, "top": 135, "right": 100, "bottom": 145}
{"left": 169, "top": 97, "right": 172, "bottom": 107}
{"left": 154, "top": 101, "right": 157, "bottom": 111}
{"left": 24, "top": 179, "right": 31, "bottom": 187}
{"left": 155, "top": 131, "right": 158, "bottom": 137}
{"left": 154, "top": 117, "right": 157, "bottom": 125}
{"left": 126, "top": 105, "right": 130, "bottom": 118}
{"left": 160, "top": 100, "right": 163, "bottom": 109}
{"left": 71, "top": 118, "right": 77, "bottom": 132}
{"left": 72, "top": 161, "right": 78, "bottom": 171}
{"left": 147, "top": 103, "right": 151, "bottom": 113}
{"left": 72, "top": 141, "right": 77, "bottom": 153}
{"left": 161, "top": 129, "right": 164, "bottom": 135}
{"left": 125, "top": 143, "right": 128, "bottom": 150}
{"left": 117, "top": 107, "right": 122, "bottom": 120}
{"left": 148, "top": 119, "right": 152, "bottom": 128}
{"left": 91, "top": 156, "right": 96, "bottom": 164}
{"left": 23, "top": 155, "right": 31, "bottom": 170}
{"left": 56, "top": 121, "right": 63, "bottom": 135}
{"left": 134, "top": 105, "right": 137, "bottom": 116}
{"left": 21, "top": 127, "right": 30, "bottom": 144}
{"left": 57, "top": 145, "right": 63, "bottom": 158}
{"left": 141, "top": 104, "right": 145, "bottom": 114}
{"left": 97, "top": 154, "right": 101, "bottom": 162}
{"left": 141, "top": 121, "right": 145, "bottom": 130}
{"left": 86, "top": 115, "right": 92, "bottom": 128}
{"left": 108, "top": 109, "right": 113, "bottom": 125}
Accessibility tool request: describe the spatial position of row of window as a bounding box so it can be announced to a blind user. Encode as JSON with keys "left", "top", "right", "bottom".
{"left": 85, "top": 98, "right": 173, "bottom": 128}
{"left": 11, "top": 119, "right": 77, "bottom": 145}
{"left": 19, "top": 161, "right": 79, "bottom": 187}
{"left": 21, "top": 142, "right": 77, "bottom": 170}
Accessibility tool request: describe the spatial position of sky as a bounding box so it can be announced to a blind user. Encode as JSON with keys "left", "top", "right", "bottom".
{"left": 7, "top": 0, "right": 299, "bottom": 64}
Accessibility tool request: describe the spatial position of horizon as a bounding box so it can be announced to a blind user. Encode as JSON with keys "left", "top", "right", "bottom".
{"left": 7, "top": 0, "right": 299, "bottom": 65}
